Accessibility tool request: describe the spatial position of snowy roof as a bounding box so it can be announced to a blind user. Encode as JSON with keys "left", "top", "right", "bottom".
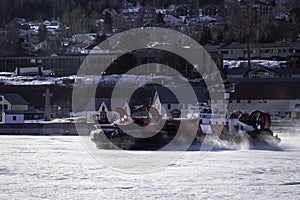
{"left": 122, "top": 7, "right": 140, "bottom": 14}
{"left": 1, "top": 93, "right": 28, "bottom": 105}
{"left": 253, "top": 0, "right": 270, "bottom": 6}
{"left": 222, "top": 42, "right": 291, "bottom": 50}
{"left": 227, "top": 66, "right": 300, "bottom": 77}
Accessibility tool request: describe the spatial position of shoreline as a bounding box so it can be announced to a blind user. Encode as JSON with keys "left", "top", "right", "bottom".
{"left": 0, "top": 121, "right": 299, "bottom": 136}
{"left": 0, "top": 123, "right": 93, "bottom": 136}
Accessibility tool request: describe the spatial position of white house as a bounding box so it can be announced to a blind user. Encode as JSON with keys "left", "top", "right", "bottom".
{"left": 220, "top": 42, "right": 291, "bottom": 60}
{"left": 85, "top": 98, "right": 131, "bottom": 123}
{"left": 0, "top": 93, "right": 29, "bottom": 124}
{"left": 152, "top": 86, "right": 208, "bottom": 118}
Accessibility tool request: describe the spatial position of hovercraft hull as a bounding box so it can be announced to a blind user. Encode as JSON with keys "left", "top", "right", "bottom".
{"left": 90, "top": 125, "right": 281, "bottom": 151}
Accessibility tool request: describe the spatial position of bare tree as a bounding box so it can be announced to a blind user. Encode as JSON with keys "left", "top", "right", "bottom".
{"left": 226, "top": 0, "right": 272, "bottom": 68}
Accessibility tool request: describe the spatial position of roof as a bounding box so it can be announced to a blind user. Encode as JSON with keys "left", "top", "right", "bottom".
{"left": 230, "top": 81, "right": 300, "bottom": 100}
{"left": 203, "top": 45, "right": 221, "bottom": 53}
{"left": 85, "top": 98, "right": 128, "bottom": 111}
{"left": 248, "top": 67, "right": 274, "bottom": 74}
{"left": 203, "top": 5, "right": 219, "bottom": 10}
{"left": 4, "top": 110, "right": 26, "bottom": 114}
{"left": 221, "top": 42, "right": 291, "bottom": 50}
{"left": 253, "top": 0, "right": 270, "bottom": 6}
{"left": 1, "top": 93, "right": 28, "bottom": 105}
{"left": 227, "top": 67, "right": 249, "bottom": 76}
{"left": 155, "top": 86, "right": 208, "bottom": 104}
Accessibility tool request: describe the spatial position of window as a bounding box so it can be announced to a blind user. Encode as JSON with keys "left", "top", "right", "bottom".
{"left": 168, "top": 104, "right": 171, "bottom": 109}
{"left": 13, "top": 116, "right": 17, "bottom": 121}
{"left": 248, "top": 100, "right": 251, "bottom": 104}
{"left": 237, "top": 100, "right": 240, "bottom": 103}
{"left": 229, "top": 100, "right": 233, "bottom": 104}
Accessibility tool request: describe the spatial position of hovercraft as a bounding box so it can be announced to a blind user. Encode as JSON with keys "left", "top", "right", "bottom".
{"left": 90, "top": 109, "right": 281, "bottom": 150}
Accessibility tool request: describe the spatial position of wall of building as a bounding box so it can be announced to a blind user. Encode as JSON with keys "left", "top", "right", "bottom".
{"left": 5, "top": 114, "right": 24, "bottom": 124}
{"left": 227, "top": 99, "right": 300, "bottom": 119}
{"left": 11, "top": 105, "right": 28, "bottom": 111}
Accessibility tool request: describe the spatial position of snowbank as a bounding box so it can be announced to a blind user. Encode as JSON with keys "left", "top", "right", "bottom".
{"left": 223, "top": 60, "right": 287, "bottom": 69}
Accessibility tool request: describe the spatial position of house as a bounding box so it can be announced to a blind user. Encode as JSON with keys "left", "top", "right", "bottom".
{"left": 252, "top": 0, "right": 273, "bottom": 15}
{"left": 0, "top": 93, "right": 28, "bottom": 123}
{"left": 85, "top": 98, "right": 131, "bottom": 123}
{"left": 202, "top": 5, "right": 219, "bottom": 17}
{"left": 226, "top": 67, "right": 250, "bottom": 80}
{"left": 102, "top": 8, "right": 118, "bottom": 16}
{"left": 226, "top": 66, "right": 300, "bottom": 81}
{"left": 239, "top": 0, "right": 274, "bottom": 16}
{"left": 289, "top": 39, "right": 300, "bottom": 68}
{"left": 15, "top": 66, "right": 54, "bottom": 76}
{"left": 246, "top": 67, "right": 275, "bottom": 78}
{"left": 227, "top": 81, "right": 300, "bottom": 119}
{"left": 173, "top": 5, "right": 198, "bottom": 18}
{"left": 275, "top": 0, "right": 293, "bottom": 7}
{"left": 120, "top": 2, "right": 141, "bottom": 28}
{"left": 152, "top": 86, "right": 208, "bottom": 118}
{"left": 203, "top": 45, "right": 222, "bottom": 61}
{"left": 139, "top": 6, "right": 157, "bottom": 26}
{"left": 44, "top": 20, "right": 60, "bottom": 31}
{"left": 220, "top": 42, "right": 291, "bottom": 60}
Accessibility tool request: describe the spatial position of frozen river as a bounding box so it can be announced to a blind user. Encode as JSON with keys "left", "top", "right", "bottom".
{"left": 0, "top": 131, "right": 299, "bottom": 200}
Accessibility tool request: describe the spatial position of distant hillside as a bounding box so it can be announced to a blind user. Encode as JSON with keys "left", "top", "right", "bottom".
{"left": 0, "top": 0, "right": 225, "bottom": 26}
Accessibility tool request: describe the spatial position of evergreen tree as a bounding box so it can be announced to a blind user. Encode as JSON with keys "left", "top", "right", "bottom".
{"left": 38, "top": 24, "right": 48, "bottom": 42}
{"left": 156, "top": 12, "right": 165, "bottom": 25}
{"left": 198, "top": 25, "right": 212, "bottom": 45}
{"left": 103, "top": 12, "right": 113, "bottom": 33}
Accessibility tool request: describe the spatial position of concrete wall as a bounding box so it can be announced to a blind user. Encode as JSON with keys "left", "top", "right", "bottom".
{"left": 0, "top": 123, "right": 94, "bottom": 135}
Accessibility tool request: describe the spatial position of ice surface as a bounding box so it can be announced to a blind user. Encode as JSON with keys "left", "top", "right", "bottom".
{"left": 0, "top": 131, "right": 299, "bottom": 199}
